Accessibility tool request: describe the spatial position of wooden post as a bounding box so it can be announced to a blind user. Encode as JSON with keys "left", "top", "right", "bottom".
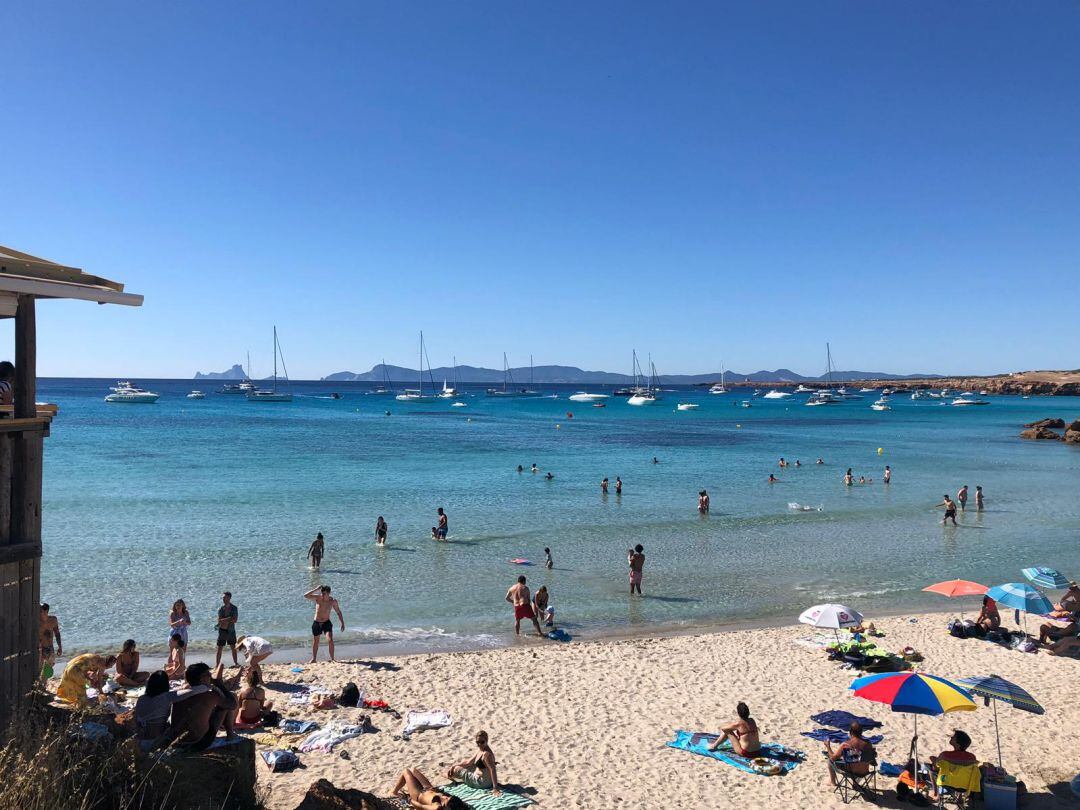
{"left": 14, "top": 295, "right": 36, "bottom": 420}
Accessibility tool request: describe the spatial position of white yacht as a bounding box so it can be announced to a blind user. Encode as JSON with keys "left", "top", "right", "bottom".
{"left": 794, "top": 384, "right": 814, "bottom": 393}
{"left": 870, "top": 396, "right": 891, "bottom": 411}
{"left": 763, "top": 390, "right": 792, "bottom": 399}
{"left": 221, "top": 352, "right": 256, "bottom": 394}
{"left": 626, "top": 352, "right": 662, "bottom": 405}
{"left": 740, "top": 399, "right": 753, "bottom": 408}
{"left": 451, "top": 401, "right": 467, "bottom": 408}
{"left": 859, "top": 387, "right": 878, "bottom": 393}
{"left": 709, "top": 362, "right": 728, "bottom": 394}
{"left": 569, "top": 392, "right": 609, "bottom": 402}
{"left": 951, "top": 393, "right": 989, "bottom": 406}
{"left": 187, "top": 390, "right": 205, "bottom": 400}
{"left": 246, "top": 326, "right": 293, "bottom": 402}
{"left": 910, "top": 389, "right": 935, "bottom": 400}
{"left": 806, "top": 390, "right": 839, "bottom": 406}
{"left": 105, "top": 381, "right": 160, "bottom": 404}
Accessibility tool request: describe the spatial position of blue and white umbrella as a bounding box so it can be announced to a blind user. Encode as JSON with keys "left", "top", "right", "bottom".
{"left": 986, "top": 582, "right": 1053, "bottom": 615}
{"left": 1022, "top": 567, "right": 1069, "bottom": 590}
{"left": 958, "top": 674, "right": 1043, "bottom": 768}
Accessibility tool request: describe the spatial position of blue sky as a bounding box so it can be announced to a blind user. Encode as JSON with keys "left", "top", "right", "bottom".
{"left": 2, "top": 2, "right": 1078, "bottom": 378}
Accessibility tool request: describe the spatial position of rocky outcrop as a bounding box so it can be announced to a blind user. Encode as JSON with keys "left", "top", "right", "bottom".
{"left": 1020, "top": 426, "right": 1062, "bottom": 440}
{"left": 1025, "top": 418, "right": 1065, "bottom": 429}
{"left": 293, "top": 779, "right": 389, "bottom": 810}
{"left": 1065, "top": 424, "right": 1080, "bottom": 444}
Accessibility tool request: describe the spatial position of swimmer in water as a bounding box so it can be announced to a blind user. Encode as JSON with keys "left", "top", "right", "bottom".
{"left": 615, "top": 477, "right": 622, "bottom": 495}
{"left": 652, "top": 457, "right": 659, "bottom": 464}
{"left": 544, "top": 547, "right": 553, "bottom": 569}
{"left": 531, "top": 464, "right": 538, "bottom": 474}
{"left": 768, "top": 474, "right": 777, "bottom": 483}
{"left": 779, "top": 457, "right": 787, "bottom": 469}
{"left": 795, "top": 459, "right": 801, "bottom": 468}
{"left": 859, "top": 476, "right": 866, "bottom": 484}
{"left": 517, "top": 465, "right": 523, "bottom": 473}
{"left": 816, "top": 458, "right": 825, "bottom": 465}
{"left": 601, "top": 477, "right": 609, "bottom": 494}
{"left": 545, "top": 472, "right": 554, "bottom": 480}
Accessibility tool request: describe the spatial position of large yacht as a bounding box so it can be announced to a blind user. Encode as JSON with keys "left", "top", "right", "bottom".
{"left": 104, "top": 381, "right": 160, "bottom": 403}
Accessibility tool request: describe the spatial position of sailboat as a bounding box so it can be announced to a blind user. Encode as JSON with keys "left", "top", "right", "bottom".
{"left": 374, "top": 359, "right": 394, "bottom": 395}
{"left": 247, "top": 327, "right": 293, "bottom": 402}
{"left": 709, "top": 362, "right": 727, "bottom": 394}
{"left": 486, "top": 353, "right": 541, "bottom": 397}
{"left": 627, "top": 353, "right": 662, "bottom": 405}
{"left": 806, "top": 343, "right": 840, "bottom": 406}
{"left": 396, "top": 332, "right": 438, "bottom": 401}
{"left": 221, "top": 352, "right": 258, "bottom": 394}
{"left": 438, "top": 356, "right": 462, "bottom": 399}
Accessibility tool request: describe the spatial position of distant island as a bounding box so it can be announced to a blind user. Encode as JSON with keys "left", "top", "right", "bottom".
{"left": 194, "top": 364, "right": 248, "bottom": 380}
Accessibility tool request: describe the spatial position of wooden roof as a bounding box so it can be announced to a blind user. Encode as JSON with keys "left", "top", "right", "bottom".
{"left": 0, "top": 245, "right": 143, "bottom": 316}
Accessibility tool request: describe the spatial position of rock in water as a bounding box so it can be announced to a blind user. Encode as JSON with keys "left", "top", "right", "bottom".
{"left": 1020, "top": 426, "right": 1062, "bottom": 440}
{"left": 293, "top": 778, "right": 387, "bottom": 810}
{"left": 1024, "top": 417, "right": 1065, "bottom": 429}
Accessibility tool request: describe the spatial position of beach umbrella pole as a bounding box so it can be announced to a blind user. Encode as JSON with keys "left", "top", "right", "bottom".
{"left": 993, "top": 699, "right": 1002, "bottom": 769}
{"left": 913, "top": 714, "right": 919, "bottom": 793}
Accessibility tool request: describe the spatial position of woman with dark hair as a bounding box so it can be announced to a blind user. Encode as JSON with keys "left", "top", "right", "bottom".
{"left": 134, "top": 670, "right": 174, "bottom": 746}
{"left": 389, "top": 768, "right": 468, "bottom": 809}
{"left": 708, "top": 702, "right": 760, "bottom": 756}
{"left": 115, "top": 639, "right": 150, "bottom": 686}
{"left": 976, "top": 596, "right": 1000, "bottom": 632}
{"left": 447, "top": 730, "right": 500, "bottom": 793}
{"left": 165, "top": 633, "right": 186, "bottom": 680}
{"left": 56, "top": 653, "right": 118, "bottom": 706}
{"left": 169, "top": 599, "right": 191, "bottom": 646}
{"left": 0, "top": 361, "right": 15, "bottom": 407}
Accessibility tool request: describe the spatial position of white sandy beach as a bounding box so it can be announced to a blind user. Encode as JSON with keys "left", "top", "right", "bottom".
{"left": 238, "top": 611, "right": 1078, "bottom": 809}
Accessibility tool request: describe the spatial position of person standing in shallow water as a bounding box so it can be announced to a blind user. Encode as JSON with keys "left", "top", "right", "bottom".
{"left": 957, "top": 484, "right": 969, "bottom": 512}
{"left": 937, "top": 494, "right": 958, "bottom": 526}
{"left": 975, "top": 485, "right": 985, "bottom": 511}
{"left": 698, "top": 490, "right": 710, "bottom": 513}
{"left": 505, "top": 575, "right": 544, "bottom": 637}
{"left": 307, "top": 533, "right": 325, "bottom": 569}
{"left": 375, "top": 516, "right": 388, "bottom": 546}
{"left": 615, "top": 477, "right": 622, "bottom": 495}
{"left": 601, "top": 477, "right": 609, "bottom": 494}
{"left": 436, "top": 507, "right": 448, "bottom": 539}
{"left": 883, "top": 465, "right": 891, "bottom": 484}
{"left": 628, "top": 544, "right": 645, "bottom": 595}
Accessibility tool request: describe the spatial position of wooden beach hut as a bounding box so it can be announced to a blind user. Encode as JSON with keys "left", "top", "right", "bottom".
{"left": 0, "top": 245, "right": 142, "bottom": 722}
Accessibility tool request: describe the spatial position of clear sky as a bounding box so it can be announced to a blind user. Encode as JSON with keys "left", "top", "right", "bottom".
{"left": 2, "top": 2, "right": 1078, "bottom": 378}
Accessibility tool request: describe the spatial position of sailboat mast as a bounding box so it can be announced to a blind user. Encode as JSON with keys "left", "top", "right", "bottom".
{"left": 419, "top": 332, "right": 424, "bottom": 396}
{"left": 273, "top": 326, "right": 278, "bottom": 392}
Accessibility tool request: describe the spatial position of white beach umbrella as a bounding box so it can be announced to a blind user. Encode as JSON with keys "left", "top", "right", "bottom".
{"left": 799, "top": 603, "right": 864, "bottom": 643}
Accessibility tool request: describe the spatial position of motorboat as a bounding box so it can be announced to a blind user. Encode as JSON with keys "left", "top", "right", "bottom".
{"left": 329, "top": 392, "right": 342, "bottom": 400}
{"left": 451, "top": 401, "right": 467, "bottom": 408}
{"left": 833, "top": 386, "right": 864, "bottom": 400}
{"left": 246, "top": 326, "right": 293, "bottom": 402}
{"left": 627, "top": 391, "right": 658, "bottom": 406}
{"left": 870, "top": 397, "right": 891, "bottom": 411}
{"left": 105, "top": 381, "right": 160, "bottom": 403}
{"left": 805, "top": 390, "right": 839, "bottom": 406}
{"left": 592, "top": 402, "right": 606, "bottom": 408}
{"left": 910, "top": 389, "right": 936, "bottom": 400}
{"left": 186, "top": 390, "right": 205, "bottom": 400}
{"left": 740, "top": 400, "right": 752, "bottom": 408}
{"left": 221, "top": 352, "right": 257, "bottom": 394}
{"left": 794, "top": 384, "right": 814, "bottom": 393}
{"left": 951, "top": 393, "right": 989, "bottom": 406}
{"left": 763, "top": 390, "right": 792, "bottom": 399}
{"left": 676, "top": 402, "right": 699, "bottom": 411}
{"left": 859, "top": 387, "right": 878, "bottom": 393}
{"left": 568, "top": 392, "right": 609, "bottom": 402}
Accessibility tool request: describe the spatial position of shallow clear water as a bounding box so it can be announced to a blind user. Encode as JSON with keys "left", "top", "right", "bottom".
{"left": 38, "top": 379, "right": 1080, "bottom": 655}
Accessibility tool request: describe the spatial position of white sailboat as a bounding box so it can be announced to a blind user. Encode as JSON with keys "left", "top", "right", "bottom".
{"left": 246, "top": 327, "right": 293, "bottom": 402}
{"left": 221, "top": 352, "right": 257, "bottom": 394}
{"left": 709, "top": 362, "right": 727, "bottom": 394}
{"left": 373, "top": 359, "right": 394, "bottom": 395}
{"left": 806, "top": 343, "right": 842, "bottom": 406}
{"left": 396, "top": 332, "right": 438, "bottom": 401}
{"left": 438, "top": 355, "right": 462, "bottom": 399}
{"left": 627, "top": 352, "right": 661, "bottom": 405}
{"left": 486, "top": 353, "right": 541, "bottom": 397}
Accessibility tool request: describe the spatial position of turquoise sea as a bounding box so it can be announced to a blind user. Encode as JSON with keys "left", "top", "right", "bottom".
{"left": 39, "top": 379, "right": 1080, "bottom": 656}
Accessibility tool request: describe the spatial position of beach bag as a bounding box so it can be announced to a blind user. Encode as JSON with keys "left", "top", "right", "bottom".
{"left": 948, "top": 620, "right": 965, "bottom": 638}
{"left": 261, "top": 709, "right": 282, "bottom": 727}
{"left": 339, "top": 682, "right": 361, "bottom": 707}
{"left": 261, "top": 749, "right": 299, "bottom": 773}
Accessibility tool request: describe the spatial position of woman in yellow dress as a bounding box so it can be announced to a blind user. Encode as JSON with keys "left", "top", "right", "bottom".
{"left": 56, "top": 653, "right": 117, "bottom": 707}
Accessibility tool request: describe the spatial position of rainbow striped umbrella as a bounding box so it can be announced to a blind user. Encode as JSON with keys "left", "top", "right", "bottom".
{"left": 850, "top": 672, "right": 976, "bottom": 785}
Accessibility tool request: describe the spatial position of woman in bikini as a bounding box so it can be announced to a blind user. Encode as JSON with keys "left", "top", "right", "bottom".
{"left": 235, "top": 667, "right": 274, "bottom": 726}
{"left": 389, "top": 768, "right": 468, "bottom": 809}
{"left": 708, "top": 702, "right": 760, "bottom": 756}
{"left": 115, "top": 639, "right": 150, "bottom": 687}
{"left": 447, "top": 730, "right": 501, "bottom": 794}
{"left": 976, "top": 595, "right": 1001, "bottom": 632}
{"left": 165, "top": 633, "right": 187, "bottom": 680}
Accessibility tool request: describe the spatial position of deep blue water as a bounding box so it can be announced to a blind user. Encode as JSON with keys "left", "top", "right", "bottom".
{"left": 37, "top": 378, "right": 1080, "bottom": 654}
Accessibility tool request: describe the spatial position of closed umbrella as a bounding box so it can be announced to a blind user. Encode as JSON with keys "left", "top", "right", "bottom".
{"left": 923, "top": 580, "right": 988, "bottom": 620}
{"left": 850, "top": 672, "right": 976, "bottom": 793}
{"left": 799, "top": 603, "right": 863, "bottom": 643}
{"left": 1021, "top": 567, "right": 1068, "bottom": 590}
{"left": 985, "top": 583, "right": 1053, "bottom": 634}
{"left": 957, "top": 674, "right": 1043, "bottom": 768}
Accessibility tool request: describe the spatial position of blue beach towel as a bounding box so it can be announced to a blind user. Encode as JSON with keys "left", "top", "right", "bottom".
{"left": 439, "top": 783, "right": 534, "bottom": 809}
{"left": 879, "top": 762, "right": 905, "bottom": 778}
{"left": 801, "top": 729, "right": 884, "bottom": 745}
{"left": 810, "top": 711, "right": 882, "bottom": 730}
{"left": 666, "top": 731, "right": 804, "bottom": 775}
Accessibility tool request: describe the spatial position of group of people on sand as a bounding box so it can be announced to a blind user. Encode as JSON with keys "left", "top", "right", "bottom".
{"left": 937, "top": 484, "right": 986, "bottom": 524}
{"left": 968, "top": 584, "right": 1080, "bottom": 655}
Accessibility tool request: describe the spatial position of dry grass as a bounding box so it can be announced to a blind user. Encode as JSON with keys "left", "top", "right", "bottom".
{"left": 0, "top": 706, "right": 266, "bottom": 810}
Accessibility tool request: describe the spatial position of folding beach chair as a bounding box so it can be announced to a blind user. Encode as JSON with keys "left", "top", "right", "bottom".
{"left": 934, "top": 761, "right": 981, "bottom": 809}
{"left": 825, "top": 750, "right": 878, "bottom": 803}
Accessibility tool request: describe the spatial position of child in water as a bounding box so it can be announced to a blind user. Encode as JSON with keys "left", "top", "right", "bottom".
{"left": 544, "top": 547, "right": 553, "bottom": 569}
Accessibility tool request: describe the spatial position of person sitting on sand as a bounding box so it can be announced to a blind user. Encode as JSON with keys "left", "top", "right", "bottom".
{"left": 171, "top": 662, "right": 237, "bottom": 750}
{"left": 390, "top": 768, "right": 469, "bottom": 809}
{"left": 56, "top": 653, "right": 118, "bottom": 707}
{"left": 235, "top": 667, "right": 274, "bottom": 726}
{"left": 1039, "top": 615, "right": 1078, "bottom": 646}
{"left": 447, "top": 730, "right": 501, "bottom": 794}
{"left": 165, "top": 633, "right": 187, "bottom": 680}
{"left": 115, "top": 639, "right": 150, "bottom": 687}
{"left": 708, "top": 702, "right": 760, "bottom": 756}
{"left": 825, "top": 721, "right": 876, "bottom": 786}
{"left": 976, "top": 596, "right": 1000, "bottom": 632}
{"left": 134, "top": 670, "right": 176, "bottom": 748}
{"left": 1049, "top": 581, "right": 1080, "bottom": 618}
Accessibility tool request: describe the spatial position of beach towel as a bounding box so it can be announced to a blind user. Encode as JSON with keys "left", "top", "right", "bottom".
{"left": 279, "top": 719, "right": 319, "bottom": 735}
{"left": 810, "top": 711, "right": 882, "bottom": 730}
{"left": 298, "top": 721, "right": 366, "bottom": 753}
{"left": 440, "top": 783, "right": 534, "bottom": 809}
{"left": 665, "top": 731, "right": 804, "bottom": 775}
{"left": 800, "top": 729, "right": 884, "bottom": 745}
{"left": 793, "top": 633, "right": 835, "bottom": 651}
{"left": 402, "top": 709, "right": 452, "bottom": 738}
{"left": 879, "top": 762, "right": 905, "bottom": 778}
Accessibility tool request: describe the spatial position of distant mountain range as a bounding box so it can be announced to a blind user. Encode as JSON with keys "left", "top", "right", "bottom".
{"left": 194, "top": 364, "right": 248, "bottom": 380}
{"left": 306, "top": 364, "right": 942, "bottom": 385}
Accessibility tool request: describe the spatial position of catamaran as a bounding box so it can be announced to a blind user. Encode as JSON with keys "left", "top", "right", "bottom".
{"left": 396, "top": 332, "right": 438, "bottom": 401}
{"left": 486, "top": 353, "right": 541, "bottom": 398}
{"left": 247, "top": 327, "right": 292, "bottom": 402}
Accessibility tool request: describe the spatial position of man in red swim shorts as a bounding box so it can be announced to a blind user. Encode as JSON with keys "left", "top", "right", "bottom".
{"left": 505, "top": 575, "right": 544, "bottom": 637}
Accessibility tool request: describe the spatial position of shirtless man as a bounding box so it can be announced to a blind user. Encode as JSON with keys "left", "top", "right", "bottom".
{"left": 975, "top": 485, "right": 985, "bottom": 511}
{"left": 629, "top": 544, "right": 645, "bottom": 595}
{"left": 305, "top": 585, "right": 345, "bottom": 662}
{"left": 937, "top": 494, "right": 958, "bottom": 526}
{"left": 884, "top": 465, "right": 891, "bottom": 484}
{"left": 307, "top": 532, "right": 325, "bottom": 569}
{"left": 170, "top": 662, "right": 237, "bottom": 750}
{"left": 957, "top": 485, "right": 969, "bottom": 512}
{"left": 39, "top": 603, "right": 62, "bottom": 680}
{"left": 435, "top": 507, "right": 449, "bottom": 540}
{"left": 505, "top": 575, "right": 544, "bottom": 637}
